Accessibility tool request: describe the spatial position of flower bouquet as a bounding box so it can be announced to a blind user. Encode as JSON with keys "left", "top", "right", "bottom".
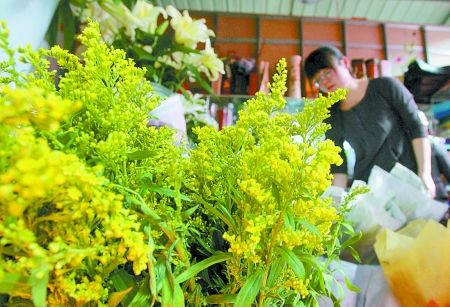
{"left": 1, "top": 18, "right": 363, "bottom": 305}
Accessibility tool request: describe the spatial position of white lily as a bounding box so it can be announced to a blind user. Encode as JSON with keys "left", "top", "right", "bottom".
{"left": 92, "top": 0, "right": 140, "bottom": 40}
{"left": 189, "top": 40, "right": 225, "bottom": 81}
{"left": 142, "top": 45, "right": 153, "bottom": 54}
{"left": 155, "top": 52, "right": 184, "bottom": 70}
{"left": 166, "top": 5, "right": 214, "bottom": 49}
{"left": 131, "top": 0, "right": 167, "bottom": 34}
{"left": 156, "top": 52, "right": 198, "bottom": 82}
{"left": 179, "top": 53, "right": 201, "bottom": 82}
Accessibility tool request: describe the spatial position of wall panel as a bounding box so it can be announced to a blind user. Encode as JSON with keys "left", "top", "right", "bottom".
{"left": 425, "top": 26, "right": 450, "bottom": 67}
{"left": 259, "top": 44, "right": 300, "bottom": 72}
{"left": 260, "top": 18, "right": 298, "bottom": 39}
{"left": 217, "top": 15, "right": 256, "bottom": 38}
{"left": 346, "top": 22, "right": 384, "bottom": 61}
{"left": 190, "top": 11, "right": 450, "bottom": 97}
{"left": 385, "top": 24, "right": 424, "bottom": 76}
{"left": 303, "top": 20, "right": 342, "bottom": 43}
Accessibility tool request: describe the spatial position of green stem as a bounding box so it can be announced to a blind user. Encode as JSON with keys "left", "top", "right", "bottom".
{"left": 160, "top": 224, "right": 195, "bottom": 291}
{"left": 257, "top": 214, "right": 284, "bottom": 306}
{"left": 121, "top": 160, "right": 128, "bottom": 187}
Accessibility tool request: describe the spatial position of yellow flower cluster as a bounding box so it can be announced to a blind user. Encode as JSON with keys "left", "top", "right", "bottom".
{"left": 238, "top": 179, "right": 276, "bottom": 212}
{"left": 0, "top": 38, "right": 157, "bottom": 302}
{"left": 188, "top": 59, "right": 347, "bottom": 303}
{"left": 276, "top": 228, "right": 309, "bottom": 250}
{"left": 226, "top": 258, "right": 245, "bottom": 292}
{"left": 0, "top": 128, "right": 151, "bottom": 303}
{"left": 0, "top": 86, "right": 80, "bottom": 132}
{"left": 283, "top": 274, "right": 310, "bottom": 299}
{"left": 97, "top": 131, "right": 129, "bottom": 163}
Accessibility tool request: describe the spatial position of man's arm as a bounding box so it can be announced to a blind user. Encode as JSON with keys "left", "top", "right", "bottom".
{"left": 332, "top": 173, "right": 348, "bottom": 188}
{"left": 412, "top": 137, "right": 436, "bottom": 197}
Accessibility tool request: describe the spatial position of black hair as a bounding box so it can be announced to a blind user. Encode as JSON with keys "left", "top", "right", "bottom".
{"left": 304, "top": 45, "right": 344, "bottom": 79}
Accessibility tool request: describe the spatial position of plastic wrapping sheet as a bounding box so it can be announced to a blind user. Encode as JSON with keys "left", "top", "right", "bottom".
{"left": 375, "top": 220, "right": 450, "bottom": 306}
{"left": 341, "top": 164, "right": 448, "bottom": 263}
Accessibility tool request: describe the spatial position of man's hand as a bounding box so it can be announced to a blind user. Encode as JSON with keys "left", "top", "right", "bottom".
{"left": 420, "top": 172, "right": 436, "bottom": 198}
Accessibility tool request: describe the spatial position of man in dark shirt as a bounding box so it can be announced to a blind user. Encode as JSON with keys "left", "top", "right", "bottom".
{"left": 304, "top": 46, "right": 436, "bottom": 197}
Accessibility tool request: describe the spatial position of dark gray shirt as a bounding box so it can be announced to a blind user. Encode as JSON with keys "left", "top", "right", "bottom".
{"left": 326, "top": 77, "right": 426, "bottom": 182}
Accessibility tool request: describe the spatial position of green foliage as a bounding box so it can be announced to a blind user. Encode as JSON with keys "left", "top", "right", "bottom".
{"left": 0, "top": 21, "right": 22, "bottom": 84}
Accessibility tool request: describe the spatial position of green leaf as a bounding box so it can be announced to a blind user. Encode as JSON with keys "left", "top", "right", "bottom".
{"left": 4, "top": 297, "right": 34, "bottom": 306}
{"left": 152, "top": 33, "right": 172, "bottom": 55}
{"left": 283, "top": 211, "right": 295, "bottom": 229}
{"left": 110, "top": 269, "right": 139, "bottom": 306}
{"left": 293, "top": 252, "right": 319, "bottom": 277}
{"left": 181, "top": 205, "right": 199, "bottom": 220}
{"left": 175, "top": 252, "right": 233, "bottom": 284}
{"left": 217, "top": 203, "right": 236, "bottom": 228}
{"left": 30, "top": 262, "right": 50, "bottom": 307}
{"left": 143, "top": 226, "right": 158, "bottom": 298}
{"left": 45, "top": 3, "right": 60, "bottom": 47}
{"left": 266, "top": 258, "right": 285, "bottom": 288}
{"left": 276, "top": 246, "right": 305, "bottom": 279}
{"left": 323, "top": 273, "right": 334, "bottom": 295}
{"left": 108, "top": 287, "right": 133, "bottom": 307}
{"left": 150, "top": 81, "right": 173, "bottom": 97}
{"left": 298, "top": 219, "right": 320, "bottom": 236}
{"left": 344, "top": 276, "right": 360, "bottom": 293}
{"left": 340, "top": 221, "right": 355, "bottom": 234}
{"left": 171, "top": 44, "right": 199, "bottom": 55}
{"left": 154, "top": 259, "right": 167, "bottom": 294}
{"left": 340, "top": 231, "right": 362, "bottom": 250}
{"left": 120, "top": 0, "right": 135, "bottom": 8}
{"left": 195, "top": 197, "right": 236, "bottom": 230}
{"left": 127, "top": 150, "right": 155, "bottom": 160}
{"left": 234, "top": 268, "right": 264, "bottom": 307}
{"left": 0, "top": 271, "right": 25, "bottom": 292}
{"left": 148, "top": 186, "right": 192, "bottom": 202}
{"left": 69, "top": 0, "right": 87, "bottom": 6}
{"left": 205, "top": 294, "right": 236, "bottom": 304}
{"left": 162, "top": 273, "right": 184, "bottom": 307}
{"left": 114, "top": 184, "right": 163, "bottom": 221}
{"left": 60, "top": 0, "right": 75, "bottom": 52}
{"left": 347, "top": 246, "right": 362, "bottom": 263}
{"left": 156, "top": 20, "right": 169, "bottom": 36}
{"left": 127, "top": 276, "right": 152, "bottom": 306}
{"left": 191, "top": 233, "right": 215, "bottom": 255}
{"left": 131, "top": 41, "right": 157, "bottom": 63}
{"left": 186, "top": 66, "right": 215, "bottom": 96}
{"left": 125, "top": 195, "right": 162, "bottom": 221}
{"left": 111, "top": 269, "right": 135, "bottom": 291}
{"left": 139, "top": 173, "right": 153, "bottom": 189}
